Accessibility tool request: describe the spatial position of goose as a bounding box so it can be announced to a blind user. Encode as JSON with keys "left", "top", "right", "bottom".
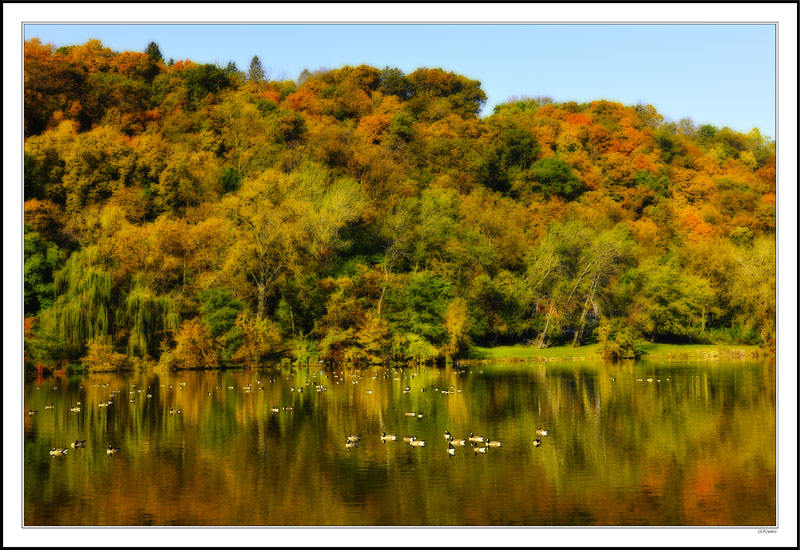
{"left": 449, "top": 436, "right": 468, "bottom": 446}
{"left": 270, "top": 406, "right": 280, "bottom": 413}
{"left": 346, "top": 435, "right": 362, "bottom": 443}
{"left": 417, "top": 413, "right": 423, "bottom": 419}
{"left": 402, "top": 435, "right": 416, "bottom": 443}
{"left": 28, "top": 409, "right": 38, "bottom": 416}
{"left": 76, "top": 401, "right": 82, "bottom": 405}
{"left": 365, "top": 390, "right": 373, "bottom": 395}
{"left": 472, "top": 445, "right": 488, "bottom": 454}
{"left": 106, "top": 445, "right": 120, "bottom": 455}
{"left": 409, "top": 439, "right": 426, "bottom": 447}
{"left": 70, "top": 440, "right": 87, "bottom": 448}
{"left": 381, "top": 432, "right": 397, "bottom": 441}
{"left": 70, "top": 406, "right": 81, "bottom": 412}
{"left": 533, "top": 437, "right": 542, "bottom": 447}
{"left": 44, "top": 403, "right": 54, "bottom": 410}
{"left": 486, "top": 439, "right": 502, "bottom": 447}
{"left": 146, "top": 393, "right": 152, "bottom": 398}
{"left": 345, "top": 439, "right": 358, "bottom": 451}
{"left": 405, "top": 412, "right": 417, "bottom": 417}
{"left": 99, "top": 402, "right": 108, "bottom": 408}
{"left": 444, "top": 430, "right": 453, "bottom": 440}
{"left": 448, "top": 443, "right": 456, "bottom": 457}
{"left": 535, "top": 426, "right": 549, "bottom": 437}
{"left": 50, "top": 448, "right": 68, "bottom": 456}
{"left": 468, "top": 432, "right": 484, "bottom": 443}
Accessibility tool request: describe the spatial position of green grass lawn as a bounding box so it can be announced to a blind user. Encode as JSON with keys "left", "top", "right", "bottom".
{"left": 468, "top": 342, "right": 764, "bottom": 361}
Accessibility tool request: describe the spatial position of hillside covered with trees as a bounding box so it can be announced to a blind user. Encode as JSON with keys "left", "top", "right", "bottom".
{"left": 23, "top": 39, "right": 776, "bottom": 370}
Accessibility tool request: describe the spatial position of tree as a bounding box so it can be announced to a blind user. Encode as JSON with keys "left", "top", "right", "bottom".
{"left": 145, "top": 42, "right": 163, "bottom": 64}
{"left": 170, "top": 318, "right": 219, "bottom": 369}
{"left": 525, "top": 157, "right": 584, "bottom": 201}
{"left": 24, "top": 225, "right": 65, "bottom": 315}
{"left": 248, "top": 55, "right": 265, "bottom": 82}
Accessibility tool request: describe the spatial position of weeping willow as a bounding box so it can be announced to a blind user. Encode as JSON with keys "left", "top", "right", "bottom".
{"left": 50, "top": 245, "right": 112, "bottom": 354}
{"left": 117, "top": 276, "right": 180, "bottom": 357}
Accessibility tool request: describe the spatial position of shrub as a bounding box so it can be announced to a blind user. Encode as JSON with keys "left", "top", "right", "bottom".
{"left": 81, "top": 336, "right": 127, "bottom": 371}
{"left": 597, "top": 318, "right": 642, "bottom": 360}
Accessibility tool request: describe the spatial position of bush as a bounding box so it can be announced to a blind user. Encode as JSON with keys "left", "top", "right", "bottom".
{"left": 81, "top": 336, "right": 127, "bottom": 371}
{"left": 171, "top": 318, "right": 219, "bottom": 369}
{"left": 597, "top": 318, "right": 643, "bottom": 360}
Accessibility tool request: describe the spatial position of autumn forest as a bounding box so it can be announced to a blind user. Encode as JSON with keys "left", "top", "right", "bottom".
{"left": 23, "top": 39, "right": 776, "bottom": 372}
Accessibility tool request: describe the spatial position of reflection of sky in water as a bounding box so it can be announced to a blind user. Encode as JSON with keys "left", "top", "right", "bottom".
{"left": 24, "top": 360, "right": 775, "bottom": 526}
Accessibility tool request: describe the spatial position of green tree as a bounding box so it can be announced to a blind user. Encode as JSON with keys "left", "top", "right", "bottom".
{"left": 24, "top": 225, "right": 65, "bottom": 315}
{"left": 145, "top": 41, "right": 163, "bottom": 64}
{"left": 525, "top": 157, "right": 584, "bottom": 201}
{"left": 248, "top": 55, "right": 265, "bottom": 82}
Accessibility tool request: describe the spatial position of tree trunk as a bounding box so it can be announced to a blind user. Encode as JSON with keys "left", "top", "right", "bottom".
{"left": 257, "top": 283, "right": 266, "bottom": 321}
{"left": 536, "top": 304, "right": 555, "bottom": 349}
{"left": 572, "top": 268, "right": 599, "bottom": 348}
{"left": 377, "top": 257, "right": 390, "bottom": 317}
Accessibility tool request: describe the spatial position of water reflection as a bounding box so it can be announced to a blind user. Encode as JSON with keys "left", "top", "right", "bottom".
{"left": 24, "top": 360, "right": 776, "bottom": 526}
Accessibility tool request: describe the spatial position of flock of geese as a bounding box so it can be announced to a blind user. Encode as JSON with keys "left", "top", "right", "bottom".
{"left": 344, "top": 426, "right": 549, "bottom": 455}
{"left": 33, "top": 367, "right": 553, "bottom": 459}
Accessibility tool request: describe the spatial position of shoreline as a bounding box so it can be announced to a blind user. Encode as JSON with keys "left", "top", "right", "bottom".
{"left": 26, "top": 343, "right": 769, "bottom": 376}
{"left": 464, "top": 343, "right": 768, "bottom": 364}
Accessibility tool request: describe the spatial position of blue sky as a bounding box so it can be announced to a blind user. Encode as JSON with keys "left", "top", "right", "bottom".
{"left": 24, "top": 23, "right": 777, "bottom": 139}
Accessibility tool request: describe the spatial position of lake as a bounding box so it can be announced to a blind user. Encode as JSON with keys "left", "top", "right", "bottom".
{"left": 23, "top": 359, "right": 776, "bottom": 526}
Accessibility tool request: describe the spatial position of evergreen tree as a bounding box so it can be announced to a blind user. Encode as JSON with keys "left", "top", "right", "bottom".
{"left": 248, "top": 55, "right": 265, "bottom": 82}
{"left": 145, "top": 41, "right": 163, "bottom": 63}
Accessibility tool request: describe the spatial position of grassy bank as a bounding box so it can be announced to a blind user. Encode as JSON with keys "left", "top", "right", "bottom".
{"left": 467, "top": 342, "right": 765, "bottom": 362}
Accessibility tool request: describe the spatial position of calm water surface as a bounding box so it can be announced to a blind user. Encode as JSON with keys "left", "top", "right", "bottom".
{"left": 23, "top": 359, "right": 776, "bottom": 526}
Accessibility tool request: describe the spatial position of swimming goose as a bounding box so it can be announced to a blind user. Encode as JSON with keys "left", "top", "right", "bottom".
{"left": 448, "top": 442, "right": 456, "bottom": 457}
{"left": 535, "top": 426, "right": 549, "bottom": 437}
{"left": 444, "top": 430, "right": 453, "bottom": 440}
{"left": 486, "top": 439, "right": 502, "bottom": 447}
{"left": 405, "top": 411, "right": 417, "bottom": 417}
{"left": 449, "top": 436, "right": 468, "bottom": 446}
{"left": 346, "top": 435, "right": 362, "bottom": 443}
{"left": 472, "top": 444, "right": 488, "bottom": 454}
{"left": 468, "top": 433, "right": 484, "bottom": 443}
{"left": 70, "top": 440, "right": 87, "bottom": 448}
{"left": 409, "top": 439, "right": 426, "bottom": 447}
{"left": 106, "top": 445, "right": 120, "bottom": 455}
{"left": 533, "top": 437, "right": 542, "bottom": 447}
{"left": 70, "top": 406, "right": 81, "bottom": 412}
{"left": 381, "top": 432, "right": 397, "bottom": 441}
{"left": 402, "top": 435, "right": 415, "bottom": 443}
{"left": 28, "top": 409, "right": 38, "bottom": 416}
{"left": 44, "top": 403, "right": 54, "bottom": 410}
{"left": 50, "top": 448, "right": 68, "bottom": 456}
{"left": 345, "top": 439, "right": 358, "bottom": 451}
{"left": 270, "top": 406, "right": 280, "bottom": 413}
